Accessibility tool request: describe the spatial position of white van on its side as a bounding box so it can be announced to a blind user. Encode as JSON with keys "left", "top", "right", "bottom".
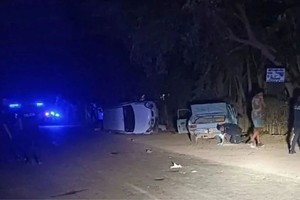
{"left": 103, "top": 101, "right": 158, "bottom": 134}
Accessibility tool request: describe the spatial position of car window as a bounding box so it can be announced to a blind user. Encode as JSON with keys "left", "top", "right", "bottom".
{"left": 227, "top": 104, "right": 238, "bottom": 124}
{"left": 123, "top": 105, "right": 135, "bottom": 132}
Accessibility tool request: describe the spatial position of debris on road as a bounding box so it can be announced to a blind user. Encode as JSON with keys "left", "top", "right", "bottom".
{"left": 154, "top": 177, "right": 165, "bottom": 181}
{"left": 111, "top": 151, "right": 119, "bottom": 155}
{"left": 170, "top": 162, "right": 182, "bottom": 169}
{"left": 146, "top": 148, "right": 153, "bottom": 154}
{"left": 191, "top": 170, "right": 197, "bottom": 173}
{"left": 169, "top": 170, "right": 179, "bottom": 172}
{"left": 158, "top": 124, "right": 167, "bottom": 131}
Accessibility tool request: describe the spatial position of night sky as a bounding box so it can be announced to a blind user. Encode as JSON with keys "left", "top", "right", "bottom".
{"left": 0, "top": 0, "right": 136, "bottom": 104}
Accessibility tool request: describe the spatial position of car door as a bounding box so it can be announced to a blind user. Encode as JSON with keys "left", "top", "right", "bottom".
{"left": 177, "top": 109, "right": 190, "bottom": 134}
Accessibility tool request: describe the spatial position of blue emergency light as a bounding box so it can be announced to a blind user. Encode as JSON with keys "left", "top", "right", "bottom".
{"left": 45, "top": 111, "right": 61, "bottom": 118}
{"left": 9, "top": 103, "right": 21, "bottom": 108}
{"left": 36, "top": 102, "right": 44, "bottom": 107}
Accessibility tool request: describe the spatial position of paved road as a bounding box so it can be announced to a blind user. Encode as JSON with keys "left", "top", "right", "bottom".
{"left": 0, "top": 128, "right": 299, "bottom": 199}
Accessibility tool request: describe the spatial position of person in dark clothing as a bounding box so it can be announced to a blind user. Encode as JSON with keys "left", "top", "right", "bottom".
{"left": 0, "top": 107, "right": 13, "bottom": 162}
{"left": 18, "top": 107, "right": 42, "bottom": 164}
{"left": 0, "top": 100, "right": 13, "bottom": 141}
{"left": 216, "top": 123, "right": 242, "bottom": 144}
{"left": 0, "top": 100, "right": 23, "bottom": 162}
{"left": 289, "top": 89, "right": 300, "bottom": 154}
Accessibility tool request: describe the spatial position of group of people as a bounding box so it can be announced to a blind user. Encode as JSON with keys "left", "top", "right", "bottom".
{"left": 215, "top": 89, "right": 265, "bottom": 148}
{"left": 0, "top": 99, "right": 42, "bottom": 164}
{"left": 216, "top": 88, "right": 300, "bottom": 154}
{"left": 85, "top": 103, "right": 103, "bottom": 131}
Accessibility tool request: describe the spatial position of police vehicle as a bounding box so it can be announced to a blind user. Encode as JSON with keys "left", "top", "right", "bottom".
{"left": 4, "top": 98, "right": 63, "bottom": 125}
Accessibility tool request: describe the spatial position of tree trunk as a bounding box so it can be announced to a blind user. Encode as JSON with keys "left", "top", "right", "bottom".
{"left": 257, "top": 62, "right": 265, "bottom": 89}
{"left": 228, "top": 77, "right": 232, "bottom": 98}
{"left": 246, "top": 57, "right": 252, "bottom": 93}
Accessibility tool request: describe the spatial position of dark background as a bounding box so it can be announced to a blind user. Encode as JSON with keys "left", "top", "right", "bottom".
{"left": 0, "top": 0, "right": 142, "bottom": 104}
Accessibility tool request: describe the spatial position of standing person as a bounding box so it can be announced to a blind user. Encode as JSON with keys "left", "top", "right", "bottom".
{"left": 19, "top": 107, "right": 42, "bottom": 164}
{"left": 289, "top": 89, "right": 300, "bottom": 154}
{"left": 0, "top": 99, "right": 12, "bottom": 141}
{"left": 249, "top": 89, "right": 266, "bottom": 148}
{"left": 0, "top": 99, "right": 22, "bottom": 162}
{"left": 0, "top": 101, "right": 12, "bottom": 162}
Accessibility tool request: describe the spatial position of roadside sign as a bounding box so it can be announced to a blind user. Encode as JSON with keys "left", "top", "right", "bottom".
{"left": 266, "top": 68, "right": 285, "bottom": 83}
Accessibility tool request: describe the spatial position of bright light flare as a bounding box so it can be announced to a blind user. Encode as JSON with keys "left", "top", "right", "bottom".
{"left": 45, "top": 111, "right": 61, "bottom": 118}
{"left": 36, "top": 102, "right": 44, "bottom": 107}
{"left": 9, "top": 103, "right": 21, "bottom": 108}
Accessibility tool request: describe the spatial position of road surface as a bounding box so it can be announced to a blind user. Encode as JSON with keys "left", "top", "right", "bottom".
{"left": 0, "top": 127, "right": 299, "bottom": 199}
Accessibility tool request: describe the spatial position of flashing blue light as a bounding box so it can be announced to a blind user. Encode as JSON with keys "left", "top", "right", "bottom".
{"left": 36, "top": 102, "right": 44, "bottom": 107}
{"left": 9, "top": 103, "right": 21, "bottom": 108}
{"left": 46, "top": 111, "right": 61, "bottom": 118}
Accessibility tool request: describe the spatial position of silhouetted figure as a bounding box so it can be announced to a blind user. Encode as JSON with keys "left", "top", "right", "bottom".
{"left": 289, "top": 89, "right": 300, "bottom": 154}
{"left": 0, "top": 99, "right": 22, "bottom": 162}
{"left": 19, "top": 109, "right": 42, "bottom": 164}
{"left": 0, "top": 104, "right": 12, "bottom": 162}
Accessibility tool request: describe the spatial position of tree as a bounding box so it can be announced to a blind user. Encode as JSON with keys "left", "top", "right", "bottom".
{"left": 76, "top": 0, "right": 300, "bottom": 132}
{"left": 183, "top": 0, "right": 300, "bottom": 131}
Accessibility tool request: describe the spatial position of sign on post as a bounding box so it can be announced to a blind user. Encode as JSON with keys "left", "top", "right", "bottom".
{"left": 266, "top": 68, "right": 285, "bottom": 83}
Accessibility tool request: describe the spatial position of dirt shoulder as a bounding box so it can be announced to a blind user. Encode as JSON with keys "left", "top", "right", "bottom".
{"left": 130, "top": 133, "right": 300, "bottom": 180}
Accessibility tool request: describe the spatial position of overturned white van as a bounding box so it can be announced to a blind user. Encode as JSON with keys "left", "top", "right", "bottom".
{"left": 103, "top": 101, "right": 158, "bottom": 134}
